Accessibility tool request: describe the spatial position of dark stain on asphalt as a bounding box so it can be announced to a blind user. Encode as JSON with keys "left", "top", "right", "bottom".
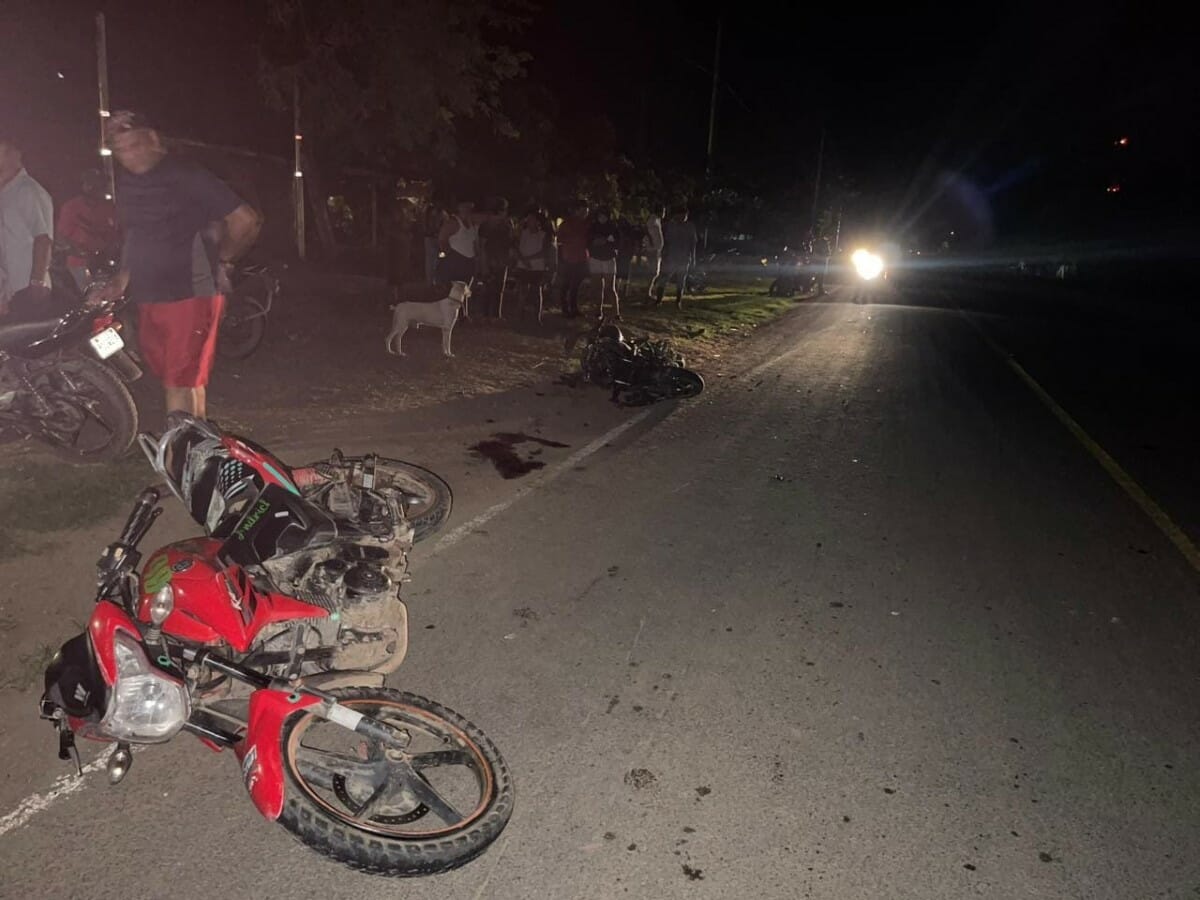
{"left": 607, "top": 565, "right": 620, "bottom": 576}
{"left": 513, "top": 607, "right": 539, "bottom": 622}
{"left": 603, "top": 832, "right": 616, "bottom": 841}
{"left": 883, "top": 787, "right": 897, "bottom": 795}
{"left": 695, "top": 786, "right": 712, "bottom": 798}
{"left": 627, "top": 843, "right": 637, "bottom": 851}
{"left": 682, "top": 826, "right": 696, "bottom": 833}
{"left": 681, "top": 864, "right": 705, "bottom": 881}
{"left": 624, "top": 768, "right": 656, "bottom": 790}
{"left": 963, "top": 863, "right": 977, "bottom": 871}
{"left": 1039, "top": 851, "right": 1054, "bottom": 863}
{"left": 606, "top": 695, "right": 620, "bottom": 714}
{"left": 470, "top": 432, "right": 570, "bottom": 479}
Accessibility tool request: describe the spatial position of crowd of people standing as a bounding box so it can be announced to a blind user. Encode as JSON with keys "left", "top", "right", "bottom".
{"left": 408, "top": 197, "right": 700, "bottom": 322}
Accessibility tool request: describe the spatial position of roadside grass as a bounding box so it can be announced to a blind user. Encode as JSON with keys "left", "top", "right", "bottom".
{"left": 623, "top": 277, "right": 792, "bottom": 344}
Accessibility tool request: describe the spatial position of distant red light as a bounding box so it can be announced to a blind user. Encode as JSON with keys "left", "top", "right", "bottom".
{"left": 1105, "top": 184, "right": 1122, "bottom": 193}
{"left": 1115, "top": 136, "right": 1130, "bottom": 147}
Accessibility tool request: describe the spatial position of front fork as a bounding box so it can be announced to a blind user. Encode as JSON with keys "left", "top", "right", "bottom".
{"left": 183, "top": 648, "right": 406, "bottom": 821}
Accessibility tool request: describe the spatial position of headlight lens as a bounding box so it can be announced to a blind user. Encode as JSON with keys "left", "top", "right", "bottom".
{"left": 851, "top": 248, "right": 885, "bottom": 281}
{"left": 97, "top": 632, "right": 190, "bottom": 742}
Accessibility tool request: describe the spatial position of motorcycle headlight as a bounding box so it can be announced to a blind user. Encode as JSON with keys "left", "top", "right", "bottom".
{"left": 851, "top": 249, "right": 885, "bottom": 281}
{"left": 97, "top": 631, "right": 190, "bottom": 743}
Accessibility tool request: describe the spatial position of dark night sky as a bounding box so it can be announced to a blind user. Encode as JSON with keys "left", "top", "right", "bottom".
{"left": 2, "top": 0, "right": 1195, "bottom": 243}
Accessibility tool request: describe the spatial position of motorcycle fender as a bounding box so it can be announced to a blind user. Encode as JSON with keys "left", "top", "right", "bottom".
{"left": 107, "top": 349, "right": 143, "bottom": 383}
{"left": 234, "top": 689, "right": 321, "bottom": 820}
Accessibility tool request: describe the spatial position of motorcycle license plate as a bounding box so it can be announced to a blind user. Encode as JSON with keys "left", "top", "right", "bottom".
{"left": 88, "top": 327, "right": 124, "bottom": 360}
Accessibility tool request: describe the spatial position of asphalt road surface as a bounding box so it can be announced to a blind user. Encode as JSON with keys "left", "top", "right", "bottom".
{"left": 2, "top": 275, "right": 1198, "bottom": 900}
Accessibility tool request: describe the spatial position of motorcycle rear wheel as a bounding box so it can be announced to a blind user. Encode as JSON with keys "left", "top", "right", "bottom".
{"left": 218, "top": 293, "right": 267, "bottom": 360}
{"left": 384, "top": 460, "right": 453, "bottom": 542}
{"left": 28, "top": 356, "right": 138, "bottom": 462}
{"left": 307, "top": 457, "right": 453, "bottom": 543}
{"left": 668, "top": 366, "right": 705, "bottom": 399}
{"left": 279, "top": 687, "right": 513, "bottom": 876}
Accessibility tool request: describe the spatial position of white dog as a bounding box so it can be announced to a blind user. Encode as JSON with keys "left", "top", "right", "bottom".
{"left": 385, "top": 281, "right": 471, "bottom": 358}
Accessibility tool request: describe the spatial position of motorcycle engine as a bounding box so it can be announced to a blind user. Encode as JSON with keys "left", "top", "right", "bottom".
{"left": 253, "top": 480, "right": 413, "bottom": 676}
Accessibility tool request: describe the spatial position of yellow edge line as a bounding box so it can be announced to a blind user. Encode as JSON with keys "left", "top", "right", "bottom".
{"left": 963, "top": 313, "right": 1200, "bottom": 574}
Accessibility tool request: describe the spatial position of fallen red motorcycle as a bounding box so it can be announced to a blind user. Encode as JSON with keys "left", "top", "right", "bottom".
{"left": 39, "top": 415, "right": 512, "bottom": 875}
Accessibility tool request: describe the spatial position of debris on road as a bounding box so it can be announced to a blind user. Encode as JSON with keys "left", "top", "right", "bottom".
{"left": 624, "top": 768, "right": 657, "bottom": 790}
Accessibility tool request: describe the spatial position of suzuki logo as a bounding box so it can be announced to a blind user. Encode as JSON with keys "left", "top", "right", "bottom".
{"left": 241, "top": 744, "right": 259, "bottom": 792}
{"left": 224, "top": 576, "right": 244, "bottom": 613}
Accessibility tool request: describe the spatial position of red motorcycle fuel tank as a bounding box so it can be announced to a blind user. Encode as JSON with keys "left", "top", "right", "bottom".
{"left": 137, "top": 538, "right": 327, "bottom": 653}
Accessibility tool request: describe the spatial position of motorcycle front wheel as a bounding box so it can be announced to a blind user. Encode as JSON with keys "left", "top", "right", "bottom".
{"left": 581, "top": 342, "right": 624, "bottom": 386}
{"left": 218, "top": 293, "right": 267, "bottom": 360}
{"left": 279, "top": 687, "right": 513, "bottom": 876}
{"left": 27, "top": 356, "right": 138, "bottom": 462}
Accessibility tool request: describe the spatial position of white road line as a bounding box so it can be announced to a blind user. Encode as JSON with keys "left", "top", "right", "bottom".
{"left": 431, "top": 408, "right": 654, "bottom": 554}
{"left": 0, "top": 407, "right": 655, "bottom": 840}
{"left": 0, "top": 756, "right": 109, "bottom": 838}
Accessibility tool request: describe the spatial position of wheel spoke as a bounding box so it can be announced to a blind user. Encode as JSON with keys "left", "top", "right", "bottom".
{"left": 393, "top": 761, "right": 465, "bottom": 826}
{"left": 295, "top": 746, "right": 384, "bottom": 788}
{"left": 349, "top": 777, "right": 391, "bottom": 818}
{"left": 410, "top": 749, "right": 473, "bottom": 771}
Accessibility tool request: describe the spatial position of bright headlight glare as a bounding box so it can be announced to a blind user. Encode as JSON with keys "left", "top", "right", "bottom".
{"left": 852, "top": 249, "right": 884, "bottom": 280}
{"left": 100, "top": 632, "right": 190, "bottom": 742}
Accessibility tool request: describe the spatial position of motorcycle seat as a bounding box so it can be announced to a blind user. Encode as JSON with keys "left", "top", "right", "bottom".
{"left": 0, "top": 319, "right": 61, "bottom": 354}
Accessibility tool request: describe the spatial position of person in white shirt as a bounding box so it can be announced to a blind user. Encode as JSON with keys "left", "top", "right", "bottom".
{"left": 0, "top": 135, "right": 54, "bottom": 319}
{"left": 437, "top": 200, "right": 480, "bottom": 286}
{"left": 644, "top": 205, "right": 665, "bottom": 302}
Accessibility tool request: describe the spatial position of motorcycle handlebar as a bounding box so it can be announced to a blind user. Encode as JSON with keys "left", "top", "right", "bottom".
{"left": 94, "top": 488, "right": 162, "bottom": 604}
{"left": 119, "top": 487, "right": 162, "bottom": 547}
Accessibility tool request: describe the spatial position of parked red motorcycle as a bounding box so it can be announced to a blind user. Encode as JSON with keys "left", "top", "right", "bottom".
{"left": 39, "top": 416, "right": 512, "bottom": 875}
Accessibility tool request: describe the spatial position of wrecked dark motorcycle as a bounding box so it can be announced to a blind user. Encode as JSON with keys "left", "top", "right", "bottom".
{"left": 580, "top": 324, "right": 705, "bottom": 405}
{"left": 0, "top": 293, "right": 141, "bottom": 462}
{"left": 39, "top": 415, "right": 512, "bottom": 875}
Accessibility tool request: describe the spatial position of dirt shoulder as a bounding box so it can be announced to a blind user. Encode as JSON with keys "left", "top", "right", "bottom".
{"left": 203, "top": 272, "right": 791, "bottom": 434}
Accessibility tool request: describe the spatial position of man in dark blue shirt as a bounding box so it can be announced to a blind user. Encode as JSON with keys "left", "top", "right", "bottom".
{"left": 96, "top": 111, "right": 261, "bottom": 418}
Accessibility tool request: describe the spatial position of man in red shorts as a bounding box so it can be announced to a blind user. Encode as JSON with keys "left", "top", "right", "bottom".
{"left": 96, "top": 111, "right": 261, "bottom": 417}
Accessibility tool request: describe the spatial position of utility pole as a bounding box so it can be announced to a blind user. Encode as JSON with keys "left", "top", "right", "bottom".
{"left": 810, "top": 126, "right": 826, "bottom": 232}
{"left": 705, "top": 17, "right": 723, "bottom": 179}
{"left": 292, "top": 74, "right": 306, "bottom": 260}
{"left": 95, "top": 13, "right": 115, "bottom": 200}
